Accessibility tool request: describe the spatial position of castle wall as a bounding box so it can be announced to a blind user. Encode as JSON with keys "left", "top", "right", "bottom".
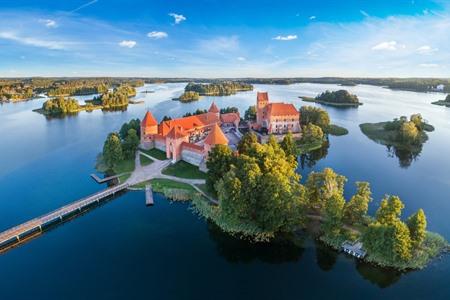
{"left": 181, "top": 149, "right": 204, "bottom": 166}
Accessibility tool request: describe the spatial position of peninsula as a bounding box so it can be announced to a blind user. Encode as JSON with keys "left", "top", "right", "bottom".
{"left": 432, "top": 94, "right": 450, "bottom": 107}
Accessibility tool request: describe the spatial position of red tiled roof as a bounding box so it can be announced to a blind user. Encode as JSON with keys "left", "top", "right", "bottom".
{"left": 208, "top": 102, "right": 220, "bottom": 113}
{"left": 267, "top": 103, "right": 299, "bottom": 116}
{"left": 220, "top": 112, "right": 240, "bottom": 123}
{"left": 158, "top": 112, "right": 219, "bottom": 136}
{"left": 257, "top": 92, "right": 269, "bottom": 102}
{"left": 142, "top": 111, "right": 158, "bottom": 127}
{"left": 204, "top": 124, "right": 228, "bottom": 145}
{"left": 166, "top": 126, "right": 188, "bottom": 139}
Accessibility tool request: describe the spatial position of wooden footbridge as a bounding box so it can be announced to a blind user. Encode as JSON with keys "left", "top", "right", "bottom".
{"left": 0, "top": 183, "right": 129, "bottom": 252}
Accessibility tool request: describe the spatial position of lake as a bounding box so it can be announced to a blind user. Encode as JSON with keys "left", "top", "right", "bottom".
{"left": 0, "top": 83, "right": 449, "bottom": 299}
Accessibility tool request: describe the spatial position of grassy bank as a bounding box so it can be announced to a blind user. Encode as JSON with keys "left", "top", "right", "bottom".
{"left": 431, "top": 100, "right": 450, "bottom": 107}
{"left": 139, "top": 148, "right": 167, "bottom": 160}
{"left": 139, "top": 154, "right": 153, "bottom": 166}
{"left": 296, "top": 139, "right": 324, "bottom": 154}
{"left": 132, "top": 178, "right": 197, "bottom": 201}
{"left": 113, "top": 158, "right": 136, "bottom": 183}
{"left": 162, "top": 161, "right": 207, "bottom": 179}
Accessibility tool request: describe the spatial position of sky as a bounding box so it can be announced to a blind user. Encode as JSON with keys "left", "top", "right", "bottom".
{"left": 0, "top": 0, "right": 449, "bottom": 77}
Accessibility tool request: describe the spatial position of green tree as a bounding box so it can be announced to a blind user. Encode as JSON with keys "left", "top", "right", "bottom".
{"left": 305, "top": 168, "right": 347, "bottom": 211}
{"left": 267, "top": 134, "right": 279, "bottom": 150}
{"left": 244, "top": 105, "right": 257, "bottom": 121}
{"left": 343, "top": 182, "right": 372, "bottom": 224}
{"left": 301, "top": 123, "right": 324, "bottom": 145}
{"left": 409, "top": 113, "right": 423, "bottom": 130}
{"left": 376, "top": 195, "right": 405, "bottom": 225}
{"left": 299, "top": 106, "right": 330, "bottom": 129}
{"left": 122, "top": 128, "right": 139, "bottom": 159}
{"left": 237, "top": 132, "right": 258, "bottom": 154}
{"left": 399, "top": 121, "right": 419, "bottom": 144}
{"left": 280, "top": 132, "right": 297, "bottom": 158}
{"left": 407, "top": 209, "right": 427, "bottom": 248}
{"left": 322, "top": 193, "right": 346, "bottom": 238}
{"left": 103, "top": 133, "right": 123, "bottom": 169}
{"left": 206, "top": 145, "right": 234, "bottom": 194}
{"left": 391, "top": 220, "right": 413, "bottom": 261}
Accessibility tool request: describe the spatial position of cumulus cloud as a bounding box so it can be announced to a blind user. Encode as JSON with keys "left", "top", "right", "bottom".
{"left": 39, "top": 19, "right": 57, "bottom": 28}
{"left": 273, "top": 35, "right": 298, "bottom": 41}
{"left": 147, "top": 31, "right": 168, "bottom": 39}
{"left": 0, "top": 31, "right": 67, "bottom": 49}
{"left": 169, "top": 13, "right": 186, "bottom": 24}
{"left": 309, "top": 16, "right": 316, "bottom": 20}
{"left": 237, "top": 56, "right": 246, "bottom": 61}
{"left": 371, "top": 41, "right": 403, "bottom": 51}
{"left": 119, "top": 40, "right": 136, "bottom": 48}
{"left": 416, "top": 45, "right": 438, "bottom": 55}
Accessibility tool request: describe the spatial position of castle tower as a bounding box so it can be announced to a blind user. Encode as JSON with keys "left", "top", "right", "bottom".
{"left": 203, "top": 123, "right": 229, "bottom": 154}
{"left": 256, "top": 92, "right": 269, "bottom": 126}
{"left": 141, "top": 111, "right": 158, "bottom": 140}
{"left": 208, "top": 101, "right": 220, "bottom": 119}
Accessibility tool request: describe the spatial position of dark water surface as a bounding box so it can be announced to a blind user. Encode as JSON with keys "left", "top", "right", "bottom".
{"left": 1, "top": 83, "right": 449, "bottom": 299}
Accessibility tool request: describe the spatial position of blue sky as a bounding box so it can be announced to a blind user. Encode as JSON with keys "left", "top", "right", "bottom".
{"left": 0, "top": 0, "right": 449, "bottom": 77}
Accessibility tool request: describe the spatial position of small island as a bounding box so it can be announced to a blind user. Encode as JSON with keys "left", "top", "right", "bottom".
{"left": 360, "top": 114, "right": 434, "bottom": 152}
{"left": 432, "top": 94, "right": 450, "bottom": 107}
{"left": 300, "top": 90, "right": 362, "bottom": 107}
{"left": 173, "top": 91, "right": 201, "bottom": 102}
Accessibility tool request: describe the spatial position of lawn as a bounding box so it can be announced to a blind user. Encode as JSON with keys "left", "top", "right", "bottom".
{"left": 195, "top": 183, "right": 215, "bottom": 198}
{"left": 113, "top": 158, "right": 135, "bottom": 183}
{"left": 296, "top": 139, "right": 324, "bottom": 154}
{"left": 326, "top": 124, "right": 349, "bottom": 136}
{"left": 139, "top": 148, "right": 167, "bottom": 160}
{"left": 162, "top": 161, "right": 207, "bottom": 179}
{"left": 140, "top": 154, "right": 153, "bottom": 166}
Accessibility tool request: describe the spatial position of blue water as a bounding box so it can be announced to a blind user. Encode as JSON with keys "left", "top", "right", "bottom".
{"left": 1, "top": 83, "right": 450, "bottom": 299}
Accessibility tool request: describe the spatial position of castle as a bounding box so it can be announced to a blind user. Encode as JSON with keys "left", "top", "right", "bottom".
{"left": 140, "top": 102, "right": 239, "bottom": 167}
{"left": 253, "top": 92, "right": 300, "bottom": 134}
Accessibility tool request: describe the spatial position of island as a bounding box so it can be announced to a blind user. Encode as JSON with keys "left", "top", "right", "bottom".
{"left": 184, "top": 81, "right": 253, "bottom": 96}
{"left": 193, "top": 133, "right": 448, "bottom": 270}
{"left": 300, "top": 90, "right": 362, "bottom": 107}
{"left": 360, "top": 114, "right": 434, "bottom": 167}
{"left": 34, "top": 85, "right": 137, "bottom": 117}
{"left": 432, "top": 94, "right": 450, "bottom": 107}
{"left": 173, "top": 91, "right": 201, "bottom": 102}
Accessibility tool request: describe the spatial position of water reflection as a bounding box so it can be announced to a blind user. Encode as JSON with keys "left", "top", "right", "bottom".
{"left": 206, "top": 222, "right": 305, "bottom": 264}
{"left": 298, "top": 140, "right": 330, "bottom": 169}
{"left": 314, "top": 239, "right": 338, "bottom": 271}
{"left": 355, "top": 262, "right": 402, "bottom": 288}
{"left": 386, "top": 144, "right": 422, "bottom": 168}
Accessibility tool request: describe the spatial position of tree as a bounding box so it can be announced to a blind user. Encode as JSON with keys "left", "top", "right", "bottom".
{"left": 280, "top": 132, "right": 297, "bottom": 158}
{"left": 119, "top": 118, "right": 140, "bottom": 140}
{"left": 391, "top": 220, "right": 412, "bottom": 261}
{"left": 102, "top": 133, "right": 123, "bottom": 169}
{"left": 301, "top": 123, "right": 324, "bottom": 145}
{"left": 399, "top": 121, "right": 419, "bottom": 144}
{"left": 322, "top": 193, "right": 346, "bottom": 238}
{"left": 376, "top": 195, "right": 405, "bottom": 225}
{"left": 244, "top": 105, "right": 257, "bottom": 121}
{"left": 237, "top": 132, "right": 257, "bottom": 154}
{"left": 407, "top": 209, "right": 427, "bottom": 248}
{"left": 305, "top": 168, "right": 347, "bottom": 212}
{"left": 343, "top": 182, "right": 372, "bottom": 224}
{"left": 162, "top": 115, "right": 172, "bottom": 121}
{"left": 409, "top": 114, "right": 423, "bottom": 131}
{"left": 267, "top": 134, "right": 279, "bottom": 149}
{"left": 299, "top": 106, "right": 330, "bottom": 129}
{"left": 206, "top": 145, "right": 234, "bottom": 194}
{"left": 122, "top": 129, "right": 139, "bottom": 159}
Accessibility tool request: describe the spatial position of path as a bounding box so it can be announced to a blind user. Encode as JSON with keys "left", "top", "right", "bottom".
{"left": 126, "top": 150, "right": 218, "bottom": 204}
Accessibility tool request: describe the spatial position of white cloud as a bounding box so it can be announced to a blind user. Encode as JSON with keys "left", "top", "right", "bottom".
{"left": 371, "top": 41, "right": 404, "bottom": 51}
{"left": 147, "top": 31, "right": 168, "bottom": 39}
{"left": 169, "top": 13, "right": 186, "bottom": 24}
{"left": 419, "top": 63, "right": 438, "bottom": 68}
{"left": 416, "top": 45, "right": 438, "bottom": 55}
{"left": 198, "top": 35, "right": 239, "bottom": 54}
{"left": 237, "top": 56, "right": 246, "bottom": 61}
{"left": 0, "top": 31, "right": 67, "bottom": 49}
{"left": 119, "top": 40, "right": 136, "bottom": 48}
{"left": 273, "top": 35, "right": 298, "bottom": 41}
{"left": 39, "top": 19, "right": 57, "bottom": 28}
{"left": 309, "top": 16, "right": 316, "bottom": 20}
